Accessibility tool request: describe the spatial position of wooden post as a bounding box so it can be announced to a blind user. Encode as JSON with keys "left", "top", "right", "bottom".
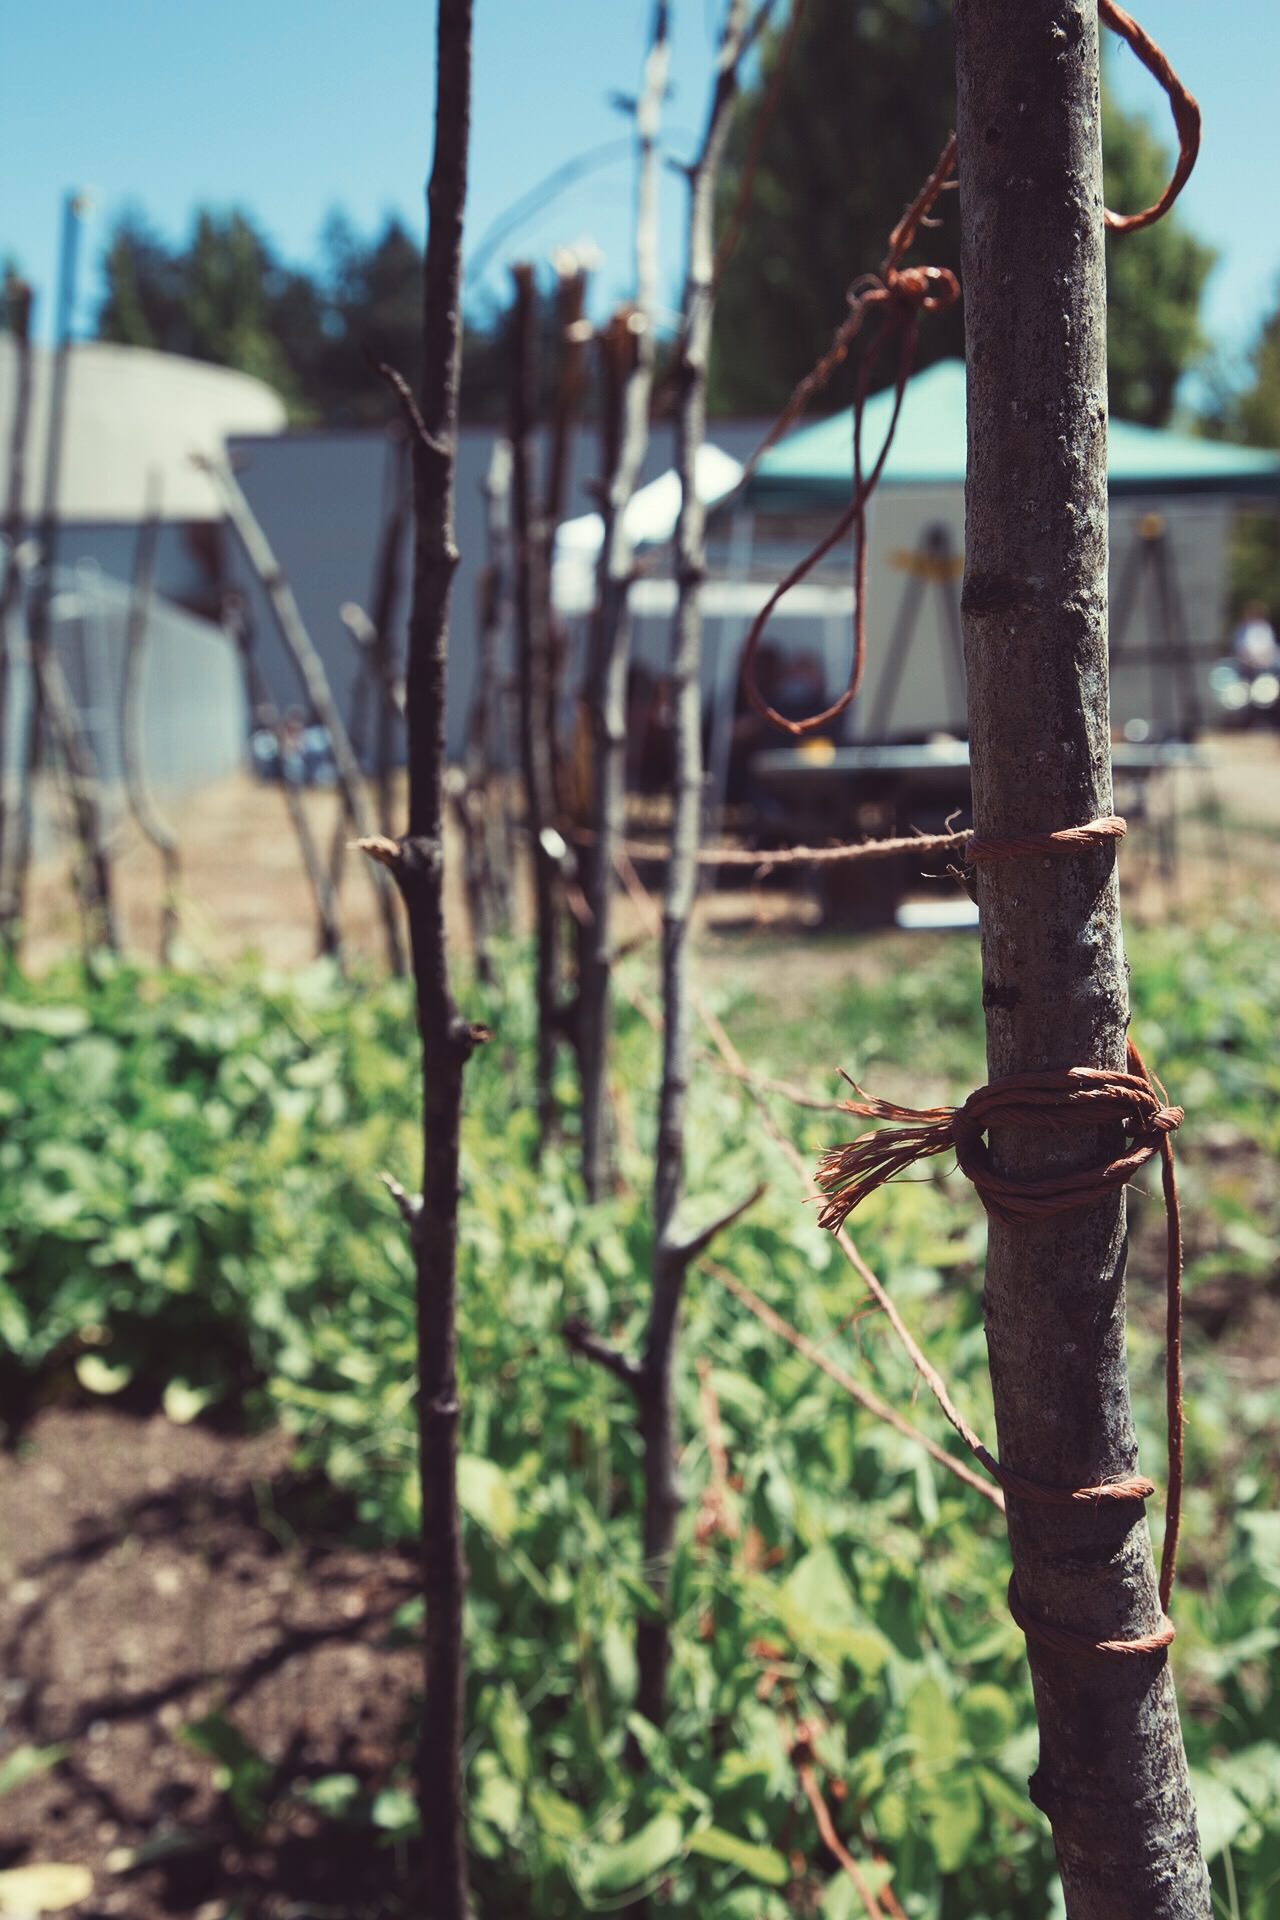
{"left": 454, "top": 437, "right": 515, "bottom": 982}
{"left": 364, "top": 3, "right": 483, "bottom": 1914}
{"left": 953, "top": 4, "right": 1209, "bottom": 1913}
{"left": 0, "top": 275, "right": 35, "bottom": 937}
{"left": 120, "top": 493, "right": 180, "bottom": 964}
{"left": 204, "top": 456, "right": 406, "bottom": 977}
{"left": 508, "top": 264, "right": 562, "bottom": 1140}
{"left": 564, "top": 1, "right": 765, "bottom": 1753}
{"left": 638, "top": 0, "right": 756, "bottom": 1732}
{"left": 579, "top": 0, "right": 671, "bottom": 1201}
{"left": 224, "top": 593, "right": 345, "bottom": 966}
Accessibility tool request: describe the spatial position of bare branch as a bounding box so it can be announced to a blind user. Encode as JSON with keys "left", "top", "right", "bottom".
{"left": 120, "top": 485, "right": 180, "bottom": 963}
{"left": 663, "top": 1180, "right": 765, "bottom": 1269}
{"left": 509, "top": 265, "right": 563, "bottom": 1145}
{"left": 396, "top": 3, "right": 476, "bottom": 1914}
{"left": 0, "top": 274, "right": 35, "bottom": 940}
{"left": 380, "top": 1170, "right": 423, "bottom": 1230}
{"left": 704, "top": 1259, "right": 1005, "bottom": 1512}
{"left": 200, "top": 453, "right": 404, "bottom": 973}
{"left": 562, "top": 1317, "right": 646, "bottom": 1395}
{"left": 578, "top": 0, "right": 673, "bottom": 1203}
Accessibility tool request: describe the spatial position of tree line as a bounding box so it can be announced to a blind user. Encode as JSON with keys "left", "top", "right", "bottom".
{"left": 2, "top": 0, "right": 1251, "bottom": 439}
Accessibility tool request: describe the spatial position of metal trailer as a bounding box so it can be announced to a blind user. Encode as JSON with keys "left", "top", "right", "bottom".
{"left": 696, "top": 359, "right": 1280, "bottom": 923}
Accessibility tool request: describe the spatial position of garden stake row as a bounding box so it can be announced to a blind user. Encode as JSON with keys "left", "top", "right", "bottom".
{"left": 563, "top": 9, "right": 791, "bottom": 1796}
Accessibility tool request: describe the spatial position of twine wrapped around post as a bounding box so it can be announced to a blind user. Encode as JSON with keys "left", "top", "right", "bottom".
{"left": 814, "top": 1032, "right": 1185, "bottom": 1653}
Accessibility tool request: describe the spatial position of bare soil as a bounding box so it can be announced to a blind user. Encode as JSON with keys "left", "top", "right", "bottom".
{"left": 21, "top": 731, "right": 1280, "bottom": 977}
{"left": 0, "top": 1411, "right": 421, "bottom": 1920}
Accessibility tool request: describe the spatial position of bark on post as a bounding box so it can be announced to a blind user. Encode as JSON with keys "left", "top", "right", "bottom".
{"left": 223, "top": 593, "right": 345, "bottom": 966}
{"left": 474, "top": 437, "right": 514, "bottom": 929}
{"left": 13, "top": 211, "right": 117, "bottom": 955}
{"left": 31, "top": 643, "right": 120, "bottom": 955}
{"left": 542, "top": 262, "right": 589, "bottom": 800}
{"left": 454, "top": 438, "right": 515, "bottom": 982}
{"left": 637, "top": 0, "right": 755, "bottom": 1733}
{"left": 0, "top": 276, "right": 35, "bottom": 935}
{"left": 121, "top": 497, "right": 181, "bottom": 963}
{"left": 204, "top": 456, "right": 406, "bottom": 977}
{"left": 953, "top": 5, "right": 1208, "bottom": 1914}
{"left": 325, "top": 604, "right": 376, "bottom": 902}
{"left": 508, "top": 264, "right": 561, "bottom": 1142}
{"left": 369, "top": 431, "right": 411, "bottom": 854}
{"left": 364, "top": 3, "right": 482, "bottom": 1914}
{"left": 579, "top": 0, "right": 671, "bottom": 1201}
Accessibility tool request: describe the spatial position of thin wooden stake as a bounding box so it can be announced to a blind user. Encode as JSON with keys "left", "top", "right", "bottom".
{"left": 953, "top": 3, "right": 1208, "bottom": 1911}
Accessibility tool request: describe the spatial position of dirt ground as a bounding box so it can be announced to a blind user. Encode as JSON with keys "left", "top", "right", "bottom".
{"left": 19, "top": 728, "right": 1280, "bottom": 977}
{"left": 0, "top": 1411, "right": 421, "bottom": 1920}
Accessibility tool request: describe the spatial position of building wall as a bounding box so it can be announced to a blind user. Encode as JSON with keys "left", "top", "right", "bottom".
{"left": 3, "top": 564, "right": 246, "bottom": 857}
{"left": 224, "top": 420, "right": 774, "bottom": 764}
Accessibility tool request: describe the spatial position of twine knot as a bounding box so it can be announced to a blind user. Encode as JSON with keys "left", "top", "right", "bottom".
{"left": 815, "top": 1036, "right": 1185, "bottom": 1653}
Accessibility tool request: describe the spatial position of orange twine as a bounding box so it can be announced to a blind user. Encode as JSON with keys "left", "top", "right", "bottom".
{"left": 816, "top": 996, "right": 1184, "bottom": 1659}
{"left": 740, "top": 134, "right": 959, "bottom": 738}
{"left": 739, "top": 3, "right": 1199, "bottom": 741}
{"left": 1099, "top": 0, "right": 1201, "bottom": 234}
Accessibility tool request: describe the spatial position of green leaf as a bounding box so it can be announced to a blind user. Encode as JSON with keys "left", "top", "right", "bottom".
{"left": 580, "top": 1812, "right": 685, "bottom": 1898}
{"left": 961, "top": 1682, "right": 1017, "bottom": 1752}
{"left": 163, "top": 1378, "right": 218, "bottom": 1425}
{"left": 473, "top": 1761, "right": 522, "bottom": 1836}
{"left": 919, "top": 1771, "right": 983, "bottom": 1873}
{"left": 296, "top": 1773, "right": 361, "bottom": 1817}
{"left": 771, "top": 1546, "right": 893, "bottom": 1673}
{"left": 906, "top": 1673, "right": 962, "bottom": 1766}
{"left": 1189, "top": 1768, "right": 1250, "bottom": 1861}
{"left": 456, "top": 1455, "right": 518, "bottom": 1544}
{"left": 529, "top": 1783, "right": 585, "bottom": 1844}
{"left": 686, "top": 1826, "right": 788, "bottom": 1885}
{"left": 75, "top": 1354, "right": 132, "bottom": 1396}
{"left": 0, "top": 999, "right": 90, "bottom": 1037}
{"left": 821, "top": 1861, "right": 894, "bottom": 1917}
{"left": 975, "top": 1764, "right": 1036, "bottom": 1826}
{"left": 0, "top": 1280, "right": 29, "bottom": 1351}
{"left": 371, "top": 1786, "right": 418, "bottom": 1832}
{"left": 180, "top": 1712, "right": 272, "bottom": 1832}
{"left": 1213, "top": 1741, "right": 1280, "bottom": 1818}
{"left": 1239, "top": 1510, "right": 1280, "bottom": 1586}
{"left": 715, "top": 1750, "right": 773, "bottom": 1792}
{"left": 0, "top": 1744, "right": 68, "bottom": 1796}
{"left": 491, "top": 1685, "right": 531, "bottom": 1785}
{"left": 0, "top": 1863, "right": 95, "bottom": 1911}
{"left": 617, "top": 1569, "right": 667, "bottom": 1622}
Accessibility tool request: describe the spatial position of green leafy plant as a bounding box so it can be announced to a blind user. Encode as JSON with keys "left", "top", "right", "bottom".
{"left": 2, "top": 919, "right": 1276, "bottom": 1915}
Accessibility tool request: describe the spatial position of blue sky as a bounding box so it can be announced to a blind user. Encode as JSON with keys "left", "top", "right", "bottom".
{"left": 4, "top": 0, "right": 1277, "bottom": 387}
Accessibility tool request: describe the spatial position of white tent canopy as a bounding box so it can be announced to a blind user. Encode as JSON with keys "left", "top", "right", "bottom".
{"left": 552, "top": 442, "right": 742, "bottom": 615}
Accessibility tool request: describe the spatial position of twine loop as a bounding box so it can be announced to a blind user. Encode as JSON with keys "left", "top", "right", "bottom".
{"left": 813, "top": 807, "right": 1185, "bottom": 1660}
{"left": 739, "top": 134, "right": 959, "bottom": 740}
{"left": 734, "top": 4, "right": 1198, "bottom": 744}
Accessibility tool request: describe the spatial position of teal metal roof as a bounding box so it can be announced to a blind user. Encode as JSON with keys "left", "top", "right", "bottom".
{"left": 743, "top": 359, "right": 1280, "bottom": 511}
